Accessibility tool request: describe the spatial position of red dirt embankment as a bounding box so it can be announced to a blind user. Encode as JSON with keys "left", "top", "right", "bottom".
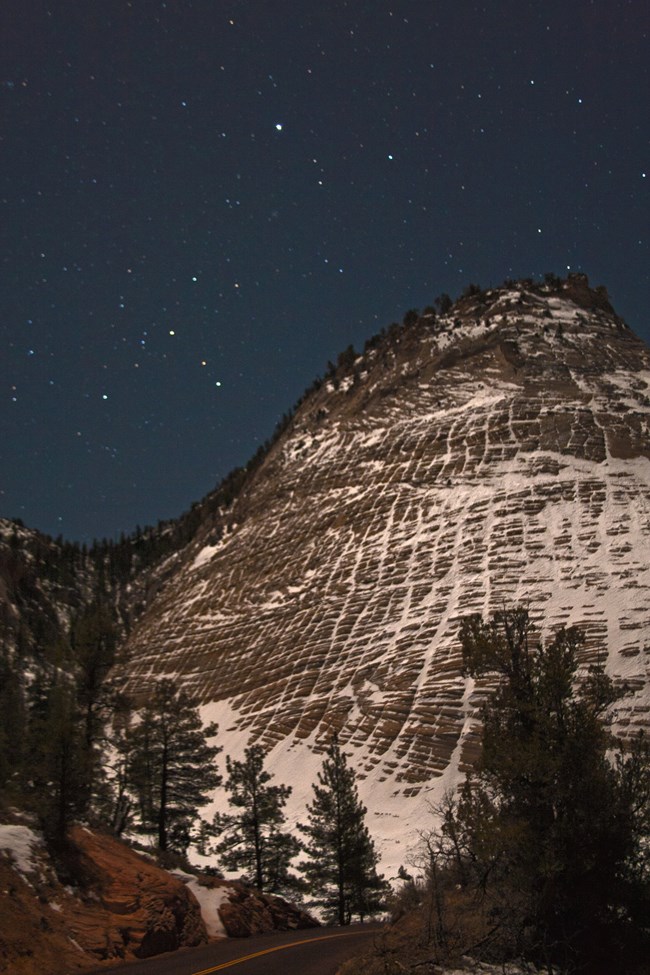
{"left": 0, "top": 825, "right": 206, "bottom": 974}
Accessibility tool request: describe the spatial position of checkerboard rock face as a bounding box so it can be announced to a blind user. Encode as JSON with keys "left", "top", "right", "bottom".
{"left": 122, "top": 279, "right": 650, "bottom": 795}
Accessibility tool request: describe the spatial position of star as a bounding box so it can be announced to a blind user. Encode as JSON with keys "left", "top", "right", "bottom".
{"left": 0, "top": 0, "right": 646, "bottom": 541}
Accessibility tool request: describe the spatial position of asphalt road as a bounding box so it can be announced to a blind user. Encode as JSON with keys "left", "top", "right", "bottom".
{"left": 91, "top": 924, "right": 384, "bottom": 975}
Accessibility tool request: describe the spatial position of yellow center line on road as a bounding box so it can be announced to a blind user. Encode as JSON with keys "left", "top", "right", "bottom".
{"left": 192, "top": 930, "right": 376, "bottom": 975}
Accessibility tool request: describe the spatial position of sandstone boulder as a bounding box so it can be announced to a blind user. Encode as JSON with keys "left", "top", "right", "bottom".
{"left": 66, "top": 826, "right": 208, "bottom": 960}
{"left": 205, "top": 878, "right": 318, "bottom": 937}
{"left": 0, "top": 825, "right": 207, "bottom": 975}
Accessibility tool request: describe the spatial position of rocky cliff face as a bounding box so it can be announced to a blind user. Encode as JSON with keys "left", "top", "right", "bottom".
{"left": 0, "top": 823, "right": 207, "bottom": 974}
{"left": 117, "top": 277, "right": 650, "bottom": 866}
{"left": 0, "top": 822, "right": 318, "bottom": 975}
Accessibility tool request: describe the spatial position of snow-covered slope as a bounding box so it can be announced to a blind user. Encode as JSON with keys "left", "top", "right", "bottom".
{"left": 120, "top": 276, "right": 650, "bottom": 874}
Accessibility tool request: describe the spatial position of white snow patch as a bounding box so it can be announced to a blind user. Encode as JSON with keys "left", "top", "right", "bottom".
{"left": 187, "top": 880, "right": 232, "bottom": 938}
{"left": 171, "top": 870, "right": 234, "bottom": 938}
{"left": 0, "top": 824, "right": 42, "bottom": 878}
{"left": 193, "top": 545, "right": 221, "bottom": 570}
{"left": 172, "top": 868, "right": 231, "bottom": 937}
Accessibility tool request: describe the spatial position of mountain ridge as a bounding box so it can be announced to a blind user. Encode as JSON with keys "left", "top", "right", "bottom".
{"left": 107, "top": 274, "right": 650, "bottom": 873}
{"left": 2, "top": 273, "right": 649, "bottom": 874}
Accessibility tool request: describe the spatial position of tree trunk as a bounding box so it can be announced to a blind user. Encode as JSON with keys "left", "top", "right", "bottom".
{"left": 253, "top": 795, "right": 263, "bottom": 891}
{"left": 158, "top": 743, "right": 168, "bottom": 851}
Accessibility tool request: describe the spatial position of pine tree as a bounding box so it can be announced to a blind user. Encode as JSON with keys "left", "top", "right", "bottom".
{"left": 300, "top": 736, "right": 385, "bottom": 924}
{"left": 31, "top": 678, "right": 86, "bottom": 843}
{"left": 213, "top": 744, "right": 300, "bottom": 893}
{"left": 129, "top": 679, "right": 222, "bottom": 852}
{"left": 428, "top": 609, "right": 650, "bottom": 973}
{"left": 70, "top": 600, "right": 117, "bottom": 810}
{"left": 72, "top": 600, "right": 116, "bottom": 750}
{"left": 93, "top": 688, "right": 136, "bottom": 835}
{"left": 0, "top": 643, "right": 27, "bottom": 800}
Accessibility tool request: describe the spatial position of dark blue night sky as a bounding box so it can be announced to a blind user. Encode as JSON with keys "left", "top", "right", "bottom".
{"left": 1, "top": 1, "right": 648, "bottom": 542}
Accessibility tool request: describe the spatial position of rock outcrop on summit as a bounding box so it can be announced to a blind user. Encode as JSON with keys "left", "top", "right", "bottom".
{"left": 121, "top": 276, "right": 650, "bottom": 865}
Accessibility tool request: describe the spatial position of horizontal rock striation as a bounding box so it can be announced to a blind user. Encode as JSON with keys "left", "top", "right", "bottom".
{"left": 122, "top": 279, "right": 650, "bottom": 796}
